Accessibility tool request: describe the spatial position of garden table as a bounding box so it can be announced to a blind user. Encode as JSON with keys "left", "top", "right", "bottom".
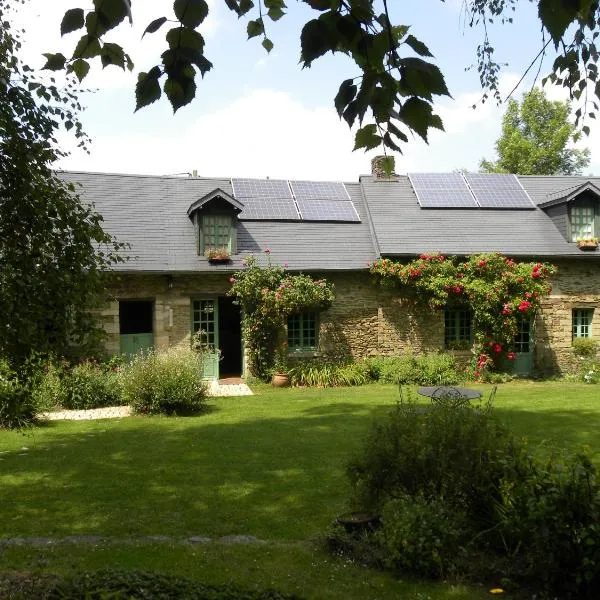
{"left": 416, "top": 386, "right": 482, "bottom": 408}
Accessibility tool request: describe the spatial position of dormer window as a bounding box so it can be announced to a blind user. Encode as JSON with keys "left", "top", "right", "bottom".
{"left": 201, "top": 214, "right": 232, "bottom": 253}
{"left": 571, "top": 204, "right": 595, "bottom": 241}
{"left": 187, "top": 188, "right": 244, "bottom": 258}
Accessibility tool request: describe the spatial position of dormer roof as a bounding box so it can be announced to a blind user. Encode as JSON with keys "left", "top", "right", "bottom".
{"left": 187, "top": 188, "right": 244, "bottom": 218}
{"left": 538, "top": 181, "right": 600, "bottom": 209}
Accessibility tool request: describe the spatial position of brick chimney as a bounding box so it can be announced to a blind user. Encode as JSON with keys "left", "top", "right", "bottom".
{"left": 371, "top": 155, "right": 396, "bottom": 179}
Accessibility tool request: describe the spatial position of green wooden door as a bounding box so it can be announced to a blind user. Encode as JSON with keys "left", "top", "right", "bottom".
{"left": 120, "top": 333, "right": 154, "bottom": 357}
{"left": 192, "top": 298, "right": 220, "bottom": 380}
{"left": 503, "top": 318, "right": 533, "bottom": 377}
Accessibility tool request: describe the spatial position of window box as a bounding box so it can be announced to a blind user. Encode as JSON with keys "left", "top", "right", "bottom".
{"left": 577, "top": 238, "right": 598, "bottom": 250}
{"left": 204, "top": 247, "right": 232, "bottom": 263}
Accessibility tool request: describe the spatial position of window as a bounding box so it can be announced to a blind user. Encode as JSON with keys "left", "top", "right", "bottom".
{"left": 201, "top": 214, "right": 232, "bottom": 252}
{"left": 573, "top": 308, "right": 593, "bottom": 339}
{"left": 571, "top": 205, "right": 595, "bottom": 241}
{"left": 514, "top": 318, "right": 531, "bottom": 353}
{"left": 444, "top": 307, "right": 472, "bottom": 349}
{"left": 288, "top": 312, "right": 317, "bottom": 352}
{"left": 192, "top": 299, "right": 216, "bottom": 349}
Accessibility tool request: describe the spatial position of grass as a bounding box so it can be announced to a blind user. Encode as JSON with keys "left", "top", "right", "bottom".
{"left": 1, "top": 381, "right": 599, "bottom": 598}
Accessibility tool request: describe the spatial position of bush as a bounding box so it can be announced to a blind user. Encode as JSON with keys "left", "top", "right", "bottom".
{"left": 30, "top": 360, "right": 65, "bottom": 411}
{"left": 120, "top": 346, "right": 207, "bottom": 415}
{"left": 365, "top": 353, "right": 461, "bottom": 385}
{"left": 288, "top": 360, "right": 371, "bottom": 387}
{"left": 344, "top": 398, "right": 600, "bottom": 598}
{"left": 347, "top": 398, "right": 510, "bottom": 516}
{"left": 377, "top": 493, "right": 468, "bottom": 578}
{"left": 0, "top": 359, "right": 37, "bottom": 429}
{"left": 33, "top": 569, "right": 303, "bottom": 599}
{"left": 59, "top": 361, "right": 121, "bottom": 410}
{"left": 572, "top": 337, "right": 598, "bottom": 358}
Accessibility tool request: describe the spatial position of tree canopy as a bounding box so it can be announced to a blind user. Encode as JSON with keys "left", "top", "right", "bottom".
{"left": 480, "top": 88, "right": 591, "bottom": 175}
{"left": 0, "top": 0, "right": 125, "bottom": 364}
{"left": 42, "top": 1, "right": 600, "bottom": 157}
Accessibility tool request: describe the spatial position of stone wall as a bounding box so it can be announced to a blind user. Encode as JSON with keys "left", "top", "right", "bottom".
{"left": 99, "top": 261, "right": 600, "bottom": 376}
{"left": 535, "top": 259, "right": 600, "bottom": 375}
{"left": 318, "top": 272, "right": 443, "bottom": 359}
{"left": 101, "top": 272, "right": 231, "bottom": 356}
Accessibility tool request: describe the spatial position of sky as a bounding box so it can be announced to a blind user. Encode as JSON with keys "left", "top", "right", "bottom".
{"left": 11, "top": 0, "right": 600, "bottom": 181}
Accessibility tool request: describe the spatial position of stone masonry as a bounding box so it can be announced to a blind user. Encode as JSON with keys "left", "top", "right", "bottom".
{"left": 99, "top": 261, "right": 600, "bottom": 376}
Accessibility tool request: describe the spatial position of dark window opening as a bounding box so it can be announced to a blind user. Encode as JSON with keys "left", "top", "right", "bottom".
{"left": 119, "top": 300, "right": 153, "bottom": 334}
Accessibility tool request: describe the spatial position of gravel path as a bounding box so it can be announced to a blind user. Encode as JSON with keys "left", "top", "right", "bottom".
{"left": 38, "top": 381, "right": 253, "bottom": 421}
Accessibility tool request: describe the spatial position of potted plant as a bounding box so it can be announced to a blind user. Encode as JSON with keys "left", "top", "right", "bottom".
{"left": 204, "top": 247, "right": 232, "bottom": 263}
{"left": 576, "top": 238, "right": 598, "bottom": 250}
{"left": 271, "top": 346, "right": 290, "bottom": 387}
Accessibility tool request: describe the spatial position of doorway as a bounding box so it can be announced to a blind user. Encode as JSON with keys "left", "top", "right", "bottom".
{"left": 218, "top": 296, "right": 242, "bottom": 377}
{"left": 119, "top": 300, "right": 154, "bottom": 356}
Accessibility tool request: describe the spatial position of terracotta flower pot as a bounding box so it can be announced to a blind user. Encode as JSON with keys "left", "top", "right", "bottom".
{"left": 271, "top": 372, "right": 290, "bottom": 388}
{"left": 577, "top": 240, "right": 598, "bottom": 250}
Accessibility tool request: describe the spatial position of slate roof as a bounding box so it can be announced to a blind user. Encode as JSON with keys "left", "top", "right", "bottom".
{"left": 58, "top": 171, "right": 377, "bottom": 273}
{"left": 58, "top": 170, "right": 600, "bottom": 273}
{"left": 362, "top": 174, "right": 600, "bottom": 258}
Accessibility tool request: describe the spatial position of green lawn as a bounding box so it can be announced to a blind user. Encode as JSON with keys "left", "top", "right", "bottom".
{"left": 1, "top": 382, "right": 598, "bottom": 598}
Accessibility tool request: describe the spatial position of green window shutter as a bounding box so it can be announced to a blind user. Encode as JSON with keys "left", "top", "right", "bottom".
{"left": 201, "top": 215, "right": 232, "bottom": 253}
{"left": 287, "top": 312, "right": 317, "bottom": 351}
{"left": 573, "top": 309, "right": 593, "bottom": 338}
{"left": 571, "top": 205, "right": 595, "bottom": 241}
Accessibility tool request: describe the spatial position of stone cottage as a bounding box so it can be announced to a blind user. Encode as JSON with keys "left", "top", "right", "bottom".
{"left": 60, "top": 158, "right": 600, "bottom": 378}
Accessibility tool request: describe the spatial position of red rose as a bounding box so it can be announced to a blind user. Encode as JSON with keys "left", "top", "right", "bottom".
{"left": 493, "top": 343, "right": 502, "bottom": 353}
{"left": 507, "top": 352, "right": 517, "bottom": 360}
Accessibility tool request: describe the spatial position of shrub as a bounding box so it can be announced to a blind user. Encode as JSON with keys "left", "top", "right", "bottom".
{"left": 288, "top": 360, "right": 371, "bottom": 387}
{"left": 59, "top": 361, "right": 121, "bottom": 410}
{"left": 30, "top": 360, "right": 65, "bottom": 411}
{"left": 120, "top": 346, "right": 207, "bottom": 415}
{"left": 42, "top": 569, "right": 303, "bottom": 599}
{"left": 576, "top": 358, "right": 600, "bottom": 384}
{"left": 365, "top": 353, "right": 461, "bottom": 385}
{"left": 347, "top": 398, "right": 510, "bottom": 516}
{"left": 572, "top": 337, "right": 598, "bottom": 358}
{"left": 344, "top": 398, "right": 600, "bottom": 598}
{"left": 0, "top": 359, "right": 37, "bottom": 429}
{"left": 377, "top": 493, "right": 468, "bottom": 578}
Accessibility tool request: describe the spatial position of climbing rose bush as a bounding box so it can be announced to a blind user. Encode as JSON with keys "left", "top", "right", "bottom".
{"left": 370, "top": 253, "right": 556, "bottom": 377}
{"left": 228, "top": 252, "right": 334, "bottom": 381}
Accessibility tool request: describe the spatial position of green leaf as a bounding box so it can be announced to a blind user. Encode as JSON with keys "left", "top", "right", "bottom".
{"left": 143, "top": 17, "right": 168, "bottom": 37}
{"left": 400, "top": 57, "right": 450, "bottom": 99}
{"left": 247, "top": 19, "right": 265, "bottom": 39}
{"left": 174, "top": 0, "right": 209, "bottom": 28}
{"left": 135, "top": 67, "right": 163, "bottom": 111}
{"left": 267, "top": 7, "right": 285, "bottom": 21}
{"left": 262, "top": 38, "right": 274, "bottom": 53}
{"left": 300, "top": 18, "right": 335, "bottom": 66}
{"left": 354, "top": 124, "right": 382, "bottom": 151}
{"left": 72, "top": 34, "right": 102, "bottom": 60}
{"left": 70, "top": 58, "right": 90, "bottom": 82}
{"left": 334, "top": 78, "right": 358, "bottom": 117}
{"left": 538, "top": 0, "right": 581, "bottom": 45}
{"left": 166, "top": 27, "right": 205, "bottom": 52}
{"left": 93, "top": 0, "right": 128, "bottom": 33}
{"left": 164, "top": 72, "right": 197, "bottom": 112}
{"left": 42, "top": 53, "right": 67, "bottom": 71}
{"left": 101, "top": 43, "right": 126, "bottom": 69}
{"left": 239, "top": 0, "right": 255, "bottom": 16}
{"left": 398, "top": 97, "right": 444, "bottom": 142}
{"left": 404, "top": 34, "right": 433, "bottom": 57}
{"left": 60, "top": 8, "right": 84, "bottom": 36}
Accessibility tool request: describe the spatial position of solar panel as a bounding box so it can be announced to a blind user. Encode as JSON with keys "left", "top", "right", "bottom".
{"left": 464, "top": 173, "right": 536, "bottom": 209}
{"left": 296, "top": 198, "right": 360, "bottom": 222}
{"left": 231, "top": 178, "right": 292, "bottom": 199}
{"left": 238, "top": 197, "right": 300, "bottom": 220}
{"left": 408, "top": 173, "right": 478, "bottom": 208}
{"left": 290, "top": 180, "right": 350, "bottom": 201}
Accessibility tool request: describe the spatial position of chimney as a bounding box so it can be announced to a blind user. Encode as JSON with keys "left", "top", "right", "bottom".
{"left": 371, "top": 155, "right": 396, "bottom": 179}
